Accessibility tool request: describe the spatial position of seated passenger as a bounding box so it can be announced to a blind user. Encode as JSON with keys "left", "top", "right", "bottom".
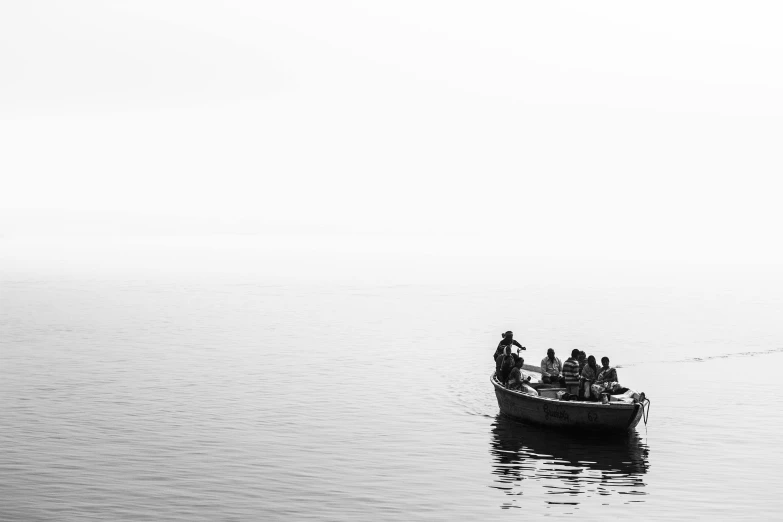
{"left": 575, "top": 351, "right": 587, "bottom": 397}
{"left": 562, "top": 349, "right": 581, "bottom": 396}
{"left": 578, "top": 351, "right": 587, "bottom": 372}
{"left": 507, "top": 357, "right": 528, "bottom": 388}
{"left": 580, "top": 355, "right": 600, "bottom": 400}
{"left": 597, "top": 357, "right": 617, "bottom": 384}
{"left": 508, "top": 358, "right": 536, "bottom": 395}
{"left": 540, "top": 348, "right": 564, "bottom": 386}
{"left": 496, "top": 345, "right": 516, "bottom": 386}
{"left": 594, "top": 357, "right": 627, "bottom": 395}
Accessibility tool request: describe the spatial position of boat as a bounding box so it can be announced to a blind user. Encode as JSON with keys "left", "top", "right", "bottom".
{"left": 491, "top": 370, "right": 650, "bottom": 432}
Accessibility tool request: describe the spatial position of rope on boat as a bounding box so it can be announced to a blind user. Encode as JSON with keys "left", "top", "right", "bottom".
{"left": 639, "top": 393, "right": 651, "bottom": 425}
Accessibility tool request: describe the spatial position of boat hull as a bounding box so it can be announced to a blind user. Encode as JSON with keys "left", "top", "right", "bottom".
{"left": 492, "top": 375, "right": 643, "bottom": 433}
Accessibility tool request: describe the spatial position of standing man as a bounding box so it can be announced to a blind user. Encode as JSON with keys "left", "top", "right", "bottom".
{"left": 540, "top": 348, "right": 564, "bottom": 386}
{"left": 493, "top": 331, "right": 526, "bottom": 362}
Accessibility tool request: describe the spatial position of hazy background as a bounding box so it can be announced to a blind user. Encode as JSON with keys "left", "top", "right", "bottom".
{"left": 2, "top": 0, "right": 782, "bottom": 268}
{"left": 3, "top": 5, "right": 783, "bottom": 519}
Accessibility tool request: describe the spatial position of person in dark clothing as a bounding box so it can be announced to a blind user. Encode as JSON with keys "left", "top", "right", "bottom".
{"left": 580, "top": 355, "right": 600, "bottom": 400}
{"left": 576, "top": 351, "right": 588, "bottom": 398}
{"left": 498, "top": 352, "right": 512, "bottom": 385}
{"left": 496, "top": 346, "right": 519, "bottom": 386}
{"left": 578, "top": 351, "right": 587, "bottom": 372}
{"left": 493, "top": 331, "right": 526, "bottom": 361}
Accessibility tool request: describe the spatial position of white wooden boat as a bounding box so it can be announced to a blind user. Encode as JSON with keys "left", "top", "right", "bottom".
{"left": 492, "top": 372, "right": 649, "bottom": 432}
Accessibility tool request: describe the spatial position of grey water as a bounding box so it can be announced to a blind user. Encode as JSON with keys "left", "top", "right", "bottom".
{"left": 2, "top": 245, "right": 782, "bottom": 520}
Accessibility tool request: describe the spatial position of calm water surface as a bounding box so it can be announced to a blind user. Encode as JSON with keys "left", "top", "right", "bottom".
{"left": 2, "top": 260, "right": 782, "bottom": 520}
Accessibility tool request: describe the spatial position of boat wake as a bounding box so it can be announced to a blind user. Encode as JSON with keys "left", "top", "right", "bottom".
{"left": 616, "top": 347, "right": 783, "bottom": 368}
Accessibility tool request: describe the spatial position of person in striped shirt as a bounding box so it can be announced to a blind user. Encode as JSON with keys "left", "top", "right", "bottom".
{"left": 562, "top": 349, "right": 581, "bottom": 396}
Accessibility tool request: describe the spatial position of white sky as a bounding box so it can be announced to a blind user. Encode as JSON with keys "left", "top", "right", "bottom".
{"left": 2, "top": 1, "right": 782, "bottom": 262}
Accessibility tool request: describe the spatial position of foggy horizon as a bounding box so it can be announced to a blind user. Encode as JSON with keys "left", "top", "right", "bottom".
{"left": 3, "top": 1, "right": 783, "bottom": 265}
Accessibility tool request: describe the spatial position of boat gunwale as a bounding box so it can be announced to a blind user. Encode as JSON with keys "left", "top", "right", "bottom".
{"left": 491, "top": 374, "right": 637, "bottom": 410}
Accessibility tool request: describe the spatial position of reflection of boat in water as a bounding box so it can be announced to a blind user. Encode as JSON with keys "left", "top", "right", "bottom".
{"left": 492, "top": 414, "right": 649, "bottom": 475}
{"left": 492, "top": 373, "right": 649, "bottom": 432}
{"left": 490, "top": 414, "right": 649, "bottom": 507}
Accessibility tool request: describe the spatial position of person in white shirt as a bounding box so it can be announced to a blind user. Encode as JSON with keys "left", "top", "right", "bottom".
{"left": 540, "top": 348, "right": 564, "bottom": 386}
